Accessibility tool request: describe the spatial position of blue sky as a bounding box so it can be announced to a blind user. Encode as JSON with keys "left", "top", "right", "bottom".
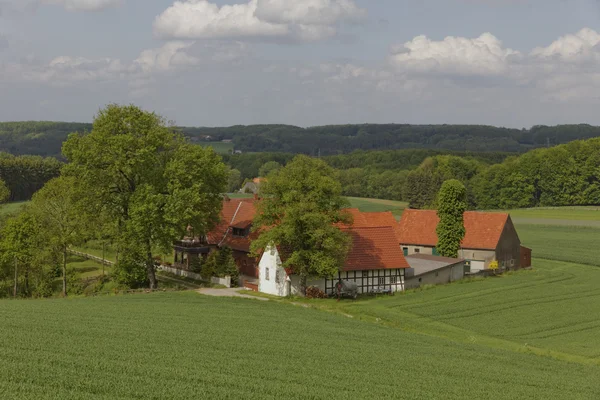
{"left": 1, "top": 0, "right": 600, "bottom": 128}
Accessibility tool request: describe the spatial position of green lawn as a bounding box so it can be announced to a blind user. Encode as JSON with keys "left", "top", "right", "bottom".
{"left": 1, "top": 289, "right": 599, "bottom": 399}
{"left": 67, "top": 255, "right": 112, "bottom": 279}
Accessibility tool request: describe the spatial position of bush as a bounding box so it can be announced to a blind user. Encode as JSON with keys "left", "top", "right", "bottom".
{"left": 190, "top": 256, "right": 202, "bottom": 274}
{"left": 215, "top": 247, "right": 239, "bottom": 285}
{"left": 113, "top": 251, "right": 148, "bottom": 288}
{"left": 201, "top": 253, "right": 217, "bottom": 281}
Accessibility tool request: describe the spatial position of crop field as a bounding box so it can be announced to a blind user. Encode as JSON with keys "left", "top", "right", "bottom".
{"left": 516, "top": 224, "right": 600, "bottom": 266}
{"left": 316, "top": 259, "right": 600, "bottom": 362}
{"left": 505, "top": 206, "right": 600, "bottom": 222}
{"left": 1, "top": 292, "right": 599, "bottom": 399}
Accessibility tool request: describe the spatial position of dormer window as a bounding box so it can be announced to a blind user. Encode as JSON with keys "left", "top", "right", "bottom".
{"left": 232, "top": 227, "right": 249, "bottom": 237}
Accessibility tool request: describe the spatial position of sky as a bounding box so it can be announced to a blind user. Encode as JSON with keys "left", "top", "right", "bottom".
{"left": 1, "top": 0, "right": 600, "bottom": 128}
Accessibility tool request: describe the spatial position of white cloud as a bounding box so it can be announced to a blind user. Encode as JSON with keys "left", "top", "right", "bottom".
{"left": 153, "top": 0, "right": 364, "bottom": 42}
{"left": 390, "top": 33, "right": 520, "bottom": 76}
{"left": 531, "top": 28, "right": 600, "bottom": 62}
{"left": 42, "top": 0, "right": 121, "bottom": 11}
{"left": 254, "top": 0, "right": 365, "bottom": 25}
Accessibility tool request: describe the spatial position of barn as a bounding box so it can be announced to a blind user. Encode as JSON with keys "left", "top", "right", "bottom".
{"left": 397, "top": 209, "right": 527, "bottom": 273}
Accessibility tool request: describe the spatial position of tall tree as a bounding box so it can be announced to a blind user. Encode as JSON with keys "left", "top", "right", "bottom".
{"left": 436, "top": 180, "right": 468, "bottom": 258}
{"left": 258, "top": 161, "right": 282, "bottom": 177}
{"left": 62, "top": 104, "right": 228, "bottom": 289}
{"left": 0, "top": 178, "right": 9, "bottom": 204}
{"left": 0, "top": 209, "right": 41, "bottom": 297}
{"left": 30, "top": 176, "right": 84, "bottom": 297}
{"left": 251, "top": 155, "right": 352, "bottom": 294}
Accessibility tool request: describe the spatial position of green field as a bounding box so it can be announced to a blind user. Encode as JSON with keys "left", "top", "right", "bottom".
{"left": 346, "top": 197, "right": 408, "bottom": 216}
{"left": 200, "top": 141, "right": 234, "bottom": 154}
{"left": 504, "top": 206, "right": 600, "bottom": 221}
{"left": 1, "top": 289, "right": 599, "bottom": 399}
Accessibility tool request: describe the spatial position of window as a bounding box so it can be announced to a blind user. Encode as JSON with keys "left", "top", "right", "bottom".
{"left": 232, "top": 227, "right": 248, "bottom": 237}
{"left": 378, "top": 277, "right": 385, "bottom": 285}
{"left": 414, "top": 248, "right": 421, "bottom": 254}
{"left": 275, "top": 270, "right": 280, "bottom": 282}
{"left": 362, "top": 271, "right": 369, "bottom": 278}
{"left": 435, "top": 272, "right": 439, "bottom": 277}
{"left": 391, "top": 276, "right": 398, "bottom": 284}
{"left": 501, "top": 260, "right": 505, "bottom": 268}
{"left": 174, "top": 253, "right": 179, "bottom": 263}
{"left": 510, "top": 259, "right": 515, "bottom": 267}
{"left": 402, "top": 247, "right": 408, "bottom": 256}
{"left": 265, "top": 268, "right": 270, "bottom": 281}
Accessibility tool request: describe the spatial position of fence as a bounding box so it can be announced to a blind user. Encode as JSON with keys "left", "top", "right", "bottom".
{"left": 68, "top": 249, "right": 114, "bottom": 266}
{"left": 158, "top": 265, "right": 231, "bottom": 288}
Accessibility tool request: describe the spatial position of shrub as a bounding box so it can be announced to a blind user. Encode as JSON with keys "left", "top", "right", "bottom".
{"left": 190, "top": 256, "right": 202, "bottom": 274}
{"left": 113, "top": 251, "right": 148, "bottom": 289}
{"left": 201, "top": 253, "right": 217, "bottom": 281}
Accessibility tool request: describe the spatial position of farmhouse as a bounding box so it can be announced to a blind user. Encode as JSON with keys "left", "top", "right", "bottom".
{"left": 397, "top": 209, "right": 528, "bottom": 272}
{"left": 173, "top": 197, "right": 260, "bottom": 283}
{"left": 258, "top": 225, "right": 410, "bottom": 297}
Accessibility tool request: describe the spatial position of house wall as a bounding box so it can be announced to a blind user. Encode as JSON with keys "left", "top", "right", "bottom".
{"left": 496, "top": 217, "right": 522, "bottom": 269}
{"left": 234, "top": 251, "right": 258, "bottom": 278}
{"left": 290, "top": 269, "right": 406, "bottom": 296}
{"left": 258, "top": 246, "right": 290, "bottom": 297}
{"left": 402, "top": 245, "right": 434, "bottom": 256}
{"left": 405, "top": 263, "right": 464, "bottom": 289}
{"left": 458, "top": 248, "right": 496, "bottom": 271}
{"left": 520, "top": 246, "right": 532, "bottom": 268}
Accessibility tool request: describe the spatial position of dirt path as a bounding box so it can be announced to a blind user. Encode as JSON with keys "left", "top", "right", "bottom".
{"left": 197, "top": 288, "right": 269, "bottom": 301}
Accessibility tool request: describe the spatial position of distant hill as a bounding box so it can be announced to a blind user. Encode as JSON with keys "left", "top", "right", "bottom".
{"left": 3, "top": 121, "right": 600, "bottom": 157}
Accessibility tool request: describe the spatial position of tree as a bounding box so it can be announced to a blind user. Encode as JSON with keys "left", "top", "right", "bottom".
{"left": 62, "top": 104, "right": 228, "bottom": 289}
{"left": 250, "top": 155, "right": 352, "bottom": 294}
{"left": 227, "top": 168, "right": 242, "bottom": 193}
{"left": 215, "top": 246, "right": 238, "bottom": 286}
{"left": 258, "top": 161, "right": 281, "bottom": 177}
{"left": 0, "top": 179, "right": 9, "bottom": 204}
{"left": 436, "top": 180, "right": 467, "bottom": 258}
{"left": 30, "top": 176, "right": 84, "bottom": 297}
{"left": 0, "top": 209, "right": 41, "bottom": 297}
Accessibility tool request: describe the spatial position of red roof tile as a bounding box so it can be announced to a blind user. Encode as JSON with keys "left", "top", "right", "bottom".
{"left": 339, "top": 209, "right": 401, "bottom": 239}
{"left": 206, "top": 198, "right": 257, "bottom": 251}
{"left": 342, "top": 226, "right": 410, "bottom": 271}
{"left": 397, "top": 209, "right": 509, "bottom": 250}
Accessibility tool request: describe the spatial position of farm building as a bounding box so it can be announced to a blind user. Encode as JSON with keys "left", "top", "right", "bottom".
{"left": 258, "top": 226, "right": 410, "bottom": 297}
{"left": 405, "top": 254, "right": 465, "bottom": 289}
{"left": 173, "top": 197, "right": 260, "bottom": 285}
{"left": 397, "top": 209, "right": 527, "bottom": 273}
{"left": 239, "top": 178, "right": 265, "bottom": 195}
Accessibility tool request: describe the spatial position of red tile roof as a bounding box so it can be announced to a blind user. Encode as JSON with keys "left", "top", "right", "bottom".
{"left": 397, "top": 209, "right": 509, "bottom": 250}
{"left": 339, "top": 209, "right": 401, "bottom": 239}
{"left": 206, "top": 198, "right": 257, "bottom": 251}
{"left": 342, "top": 226, "right": 410, "bottom": 271}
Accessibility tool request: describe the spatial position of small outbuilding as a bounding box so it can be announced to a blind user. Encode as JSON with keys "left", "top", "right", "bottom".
{"left": 404, "top": 254, "right": 465, "bottom": 289}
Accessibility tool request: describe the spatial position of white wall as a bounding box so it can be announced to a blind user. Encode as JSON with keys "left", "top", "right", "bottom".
{"left": 258, "top": 246, "right": 290, "bottom": 297}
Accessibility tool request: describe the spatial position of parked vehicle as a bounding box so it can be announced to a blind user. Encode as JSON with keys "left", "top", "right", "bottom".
{"left": 332, "top": 280, "right": 358, "bottom": 300}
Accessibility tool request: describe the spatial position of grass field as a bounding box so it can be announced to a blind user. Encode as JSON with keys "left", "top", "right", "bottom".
{"left": 199, "top": 141, "right": 234, "bottom": 154}
{"left": 1, "top": 290, "right": 599, "bottom": 399}
{"left": 504, "top": 206, "right": 600, "bottom": 221}
{"left": 346, "top": 197, "right": 408, "bottom": 216}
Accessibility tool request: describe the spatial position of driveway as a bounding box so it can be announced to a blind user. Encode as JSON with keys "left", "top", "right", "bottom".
{"left": 197, "top": 288, "right": 269, "bottom": 301}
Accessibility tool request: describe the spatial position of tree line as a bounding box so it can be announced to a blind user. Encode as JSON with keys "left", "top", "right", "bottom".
{"left": 0, "top": 153, "right": 62, "bottom": 201}
{"left": 4, "top": 121, "right": 600, "bottom": 158}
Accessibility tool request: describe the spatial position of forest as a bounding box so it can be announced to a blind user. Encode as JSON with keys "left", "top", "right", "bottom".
{"left": 3, "top": 121, "right": 600, "bottom": 158}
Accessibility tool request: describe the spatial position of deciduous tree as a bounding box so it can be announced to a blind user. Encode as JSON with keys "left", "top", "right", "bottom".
{"left": 436, "top": 179, "right": 467, "bottom": 258}
{"left": 251, "top": 155, "right": 351, "bottom": 294}
{"left": 62, "top": 104, "right": 228, "bottom": 289}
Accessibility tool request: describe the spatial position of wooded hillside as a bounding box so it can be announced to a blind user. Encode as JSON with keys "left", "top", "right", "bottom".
{"left": 3, "top": 121, "right": 600, "bottom": 157}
